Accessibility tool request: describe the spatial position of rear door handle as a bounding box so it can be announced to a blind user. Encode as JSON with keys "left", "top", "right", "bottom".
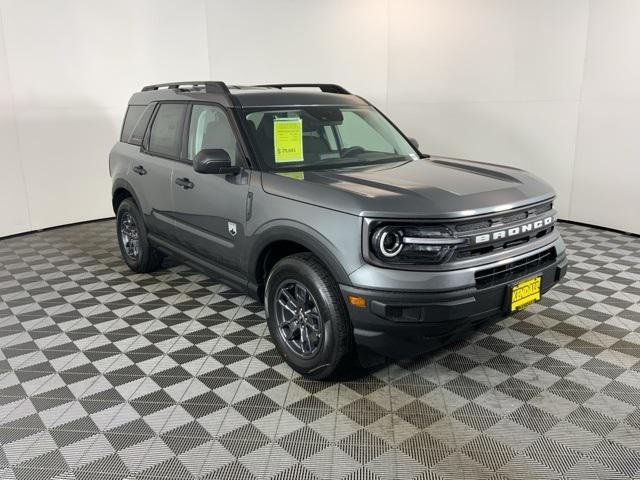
{"left": 132, "top": 165, "right": 147, "bottom": 175}
{"left": 175, "top": 177, "right": 194, "bottom": 190}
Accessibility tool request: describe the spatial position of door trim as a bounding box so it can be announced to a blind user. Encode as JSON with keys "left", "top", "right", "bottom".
{"left": 175, "top": 215, "right": 234, "bottom": 248}
{"left": 153, "top": 211, "right": 234, "bottom": 248}
{"left": 150, "top": 210, "right": 176, "bottom": 228}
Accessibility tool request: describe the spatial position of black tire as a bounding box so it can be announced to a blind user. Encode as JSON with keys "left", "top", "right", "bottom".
{"left": 116, "top": 198, "right": 163, "bottom": 273}
{"left": 265, "top": 253, "right": 354, "bottom": 380}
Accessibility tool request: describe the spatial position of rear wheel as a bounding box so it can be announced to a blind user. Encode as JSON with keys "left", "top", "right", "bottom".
{"left": 116, "top": 198, "right": 162, "bottom": 273}
{"left": 265, "top": 253, "right": 354, "bottom": 379}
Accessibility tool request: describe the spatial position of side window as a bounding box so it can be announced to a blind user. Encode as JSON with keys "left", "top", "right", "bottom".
{"left": 120, "top": 105, "right": 145, "bottom": 143}
{"left": 338, "top": 111, "right": 394, "bottom": 153}
{"left": 148, "top": 103, "right": 186, "bottom": 157}
{"left": 187, "top": 104, "right": 237, "bottom": 164}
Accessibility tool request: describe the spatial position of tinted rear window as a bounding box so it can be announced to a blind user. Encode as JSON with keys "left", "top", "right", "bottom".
{"left": 148, "top": 103, "right": 186, "bottom": 157}
{"left": 120, "top": 105, "right": 145, "bottom": 143}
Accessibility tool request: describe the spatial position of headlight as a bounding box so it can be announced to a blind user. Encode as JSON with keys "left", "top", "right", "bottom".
{"left": 370, "top": 223, "right": 466, "bottom": 265}
{"left": 373, "top": 226, "right": 404, "bottom": 257}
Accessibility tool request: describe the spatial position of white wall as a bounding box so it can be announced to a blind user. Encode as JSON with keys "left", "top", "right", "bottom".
{"left": 570, "top": 0, "right": 640, "bottom": 233}
{"left": 0, "top": 6, "right": 30, "bottom": 237}
{"left": 0, "top": 0, "right": 210, "bottom": 237}
{"left": 205, "top": 0, "right": 388, "bottom": 108}
{"left": 386, "top": 0, "right": 589, "bottom": 220}
{"left": 0, "top": 0, "right": 638, "bottom": 237}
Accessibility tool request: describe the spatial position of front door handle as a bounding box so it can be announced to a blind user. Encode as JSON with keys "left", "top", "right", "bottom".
{"left": 132, "top": 165, "right": 147, "bottom": 175}
{"left": 175, "top": 177, "right": 194, "bottom": 190}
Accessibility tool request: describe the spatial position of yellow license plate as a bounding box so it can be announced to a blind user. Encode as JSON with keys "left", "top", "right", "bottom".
{"left": 510, "top": 276, "right": 541, "bottom": 312}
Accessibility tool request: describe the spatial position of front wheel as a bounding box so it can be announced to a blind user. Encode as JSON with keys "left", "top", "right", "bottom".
{"left": 265, "top": 253, "right": 354, "bottom": 379}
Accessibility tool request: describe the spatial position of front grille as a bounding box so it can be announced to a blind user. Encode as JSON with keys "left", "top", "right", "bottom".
{"left": 453, "top": 200, "right": 555, "bottom": 260}
{"left": 474, "top": 247, "right": 556, "bottom": 289}
{"left": 455, "top": 226, "right": 554, "bottom": 260}
{"left": 455, "top": 201, "right": 552, "bottom": 234}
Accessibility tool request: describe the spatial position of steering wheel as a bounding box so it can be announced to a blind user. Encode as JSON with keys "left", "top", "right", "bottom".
{"left": 341, "top": 146, "right": 365, "bottom": 157}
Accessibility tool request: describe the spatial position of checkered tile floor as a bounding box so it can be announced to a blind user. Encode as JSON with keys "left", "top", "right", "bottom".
{"left": 0, "top": 221, "right": 639, "bottom": 480}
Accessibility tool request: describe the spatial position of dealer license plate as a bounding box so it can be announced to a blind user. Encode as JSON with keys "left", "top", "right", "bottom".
{"left": 509, "top": 276, "right": 541, "bottom": 312}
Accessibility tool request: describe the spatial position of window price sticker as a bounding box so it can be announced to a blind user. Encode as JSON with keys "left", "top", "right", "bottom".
{"left": 274, "top": 118, "right": 304, "bottom": 163}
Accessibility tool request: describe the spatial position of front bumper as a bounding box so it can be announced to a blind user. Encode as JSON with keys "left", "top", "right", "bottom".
{"left": 340, "top": 247, "right": 568, "bottom": 359}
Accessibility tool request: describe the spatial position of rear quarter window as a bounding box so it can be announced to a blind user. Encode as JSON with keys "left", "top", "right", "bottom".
{"left": 129, "top": 105, "right": 156, "bottom": 146}
{"left": 120, "top": 105, "right": 146, "bottom": 143}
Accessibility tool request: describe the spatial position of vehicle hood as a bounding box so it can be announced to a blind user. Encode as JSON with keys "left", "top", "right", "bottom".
{"left": 260, "top": 156, "right": 556, "bottom": 219}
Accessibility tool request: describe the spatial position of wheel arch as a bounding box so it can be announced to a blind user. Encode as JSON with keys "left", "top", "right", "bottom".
{"left": 249, "top": 223, "right": 351, "bottom": 299}
{"left": 112, "top": 179, "right": 142, "bottom": 214}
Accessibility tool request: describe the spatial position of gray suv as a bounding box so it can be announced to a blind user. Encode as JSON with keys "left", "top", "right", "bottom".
{"left": 110, "top": 81, "right": 567, "bottom": 379}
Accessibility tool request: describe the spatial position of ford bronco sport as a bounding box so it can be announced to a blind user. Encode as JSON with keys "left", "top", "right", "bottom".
{"left": 110, "top": 81, "right": 567, "bottom": 379}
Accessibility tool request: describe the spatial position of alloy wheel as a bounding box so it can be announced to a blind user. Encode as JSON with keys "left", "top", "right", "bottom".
{"left": 120, "top": 212, "right": 140, "bottom": 260}
{"left": 274, "top": 281, "right": 323, "bottom": 358}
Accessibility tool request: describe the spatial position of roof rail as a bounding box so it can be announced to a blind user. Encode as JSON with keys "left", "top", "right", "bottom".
{"left": 254, "top": 83, "right": 351, "bottom": 94}
{"left": 141, "top": 81, "right": 230, "bottom": 94}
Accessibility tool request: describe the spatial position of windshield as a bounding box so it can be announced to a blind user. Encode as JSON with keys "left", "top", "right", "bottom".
{"left": 242, "top": 105, "right": 419, "bottom": 171}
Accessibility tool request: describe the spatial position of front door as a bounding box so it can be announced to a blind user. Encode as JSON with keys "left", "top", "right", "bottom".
{"left": 171, "top": 103, "right": 249, "bottom": 272}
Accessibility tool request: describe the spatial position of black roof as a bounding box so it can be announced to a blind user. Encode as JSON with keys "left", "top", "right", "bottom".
{"left": 231, "top": 88, "right": 368, "bottom": 108}
{"left": 129, "top": 82, "right": 369, "bottom": 108}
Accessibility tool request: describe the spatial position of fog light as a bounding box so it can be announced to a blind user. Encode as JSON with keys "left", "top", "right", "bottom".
{"left": 348, "top": 295, "right": 366, "bottom": 308}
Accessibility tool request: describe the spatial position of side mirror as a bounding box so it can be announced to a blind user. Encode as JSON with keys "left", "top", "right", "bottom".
{"left": 193, "top": 149, "right": 240, "bottom": 175}
{"left": 408, "top": 137, "right": 420, "bottom": 151}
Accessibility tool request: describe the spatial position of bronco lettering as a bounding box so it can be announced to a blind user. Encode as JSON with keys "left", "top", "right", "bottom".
{"left": 474, "top": 216, "right": 554, "bottom": 244}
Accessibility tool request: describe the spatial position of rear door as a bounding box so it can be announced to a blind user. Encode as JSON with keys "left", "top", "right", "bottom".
{"left": 136, "top": 103, "right": 187, "bottom": 241}
{"left": 171, "top": 103, "right": 249, "bottom": 271}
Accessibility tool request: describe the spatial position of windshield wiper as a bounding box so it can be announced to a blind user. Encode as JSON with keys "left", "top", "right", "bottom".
{"left": 270, "top": 156, "right": 410, "bottom": 173}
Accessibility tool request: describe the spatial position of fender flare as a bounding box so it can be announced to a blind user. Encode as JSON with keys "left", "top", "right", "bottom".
{"left": 247, "top": 221, "right": 351, "bottom": 286}
{"left": 111, "top": 178, "right": 143, "bottom": 214}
